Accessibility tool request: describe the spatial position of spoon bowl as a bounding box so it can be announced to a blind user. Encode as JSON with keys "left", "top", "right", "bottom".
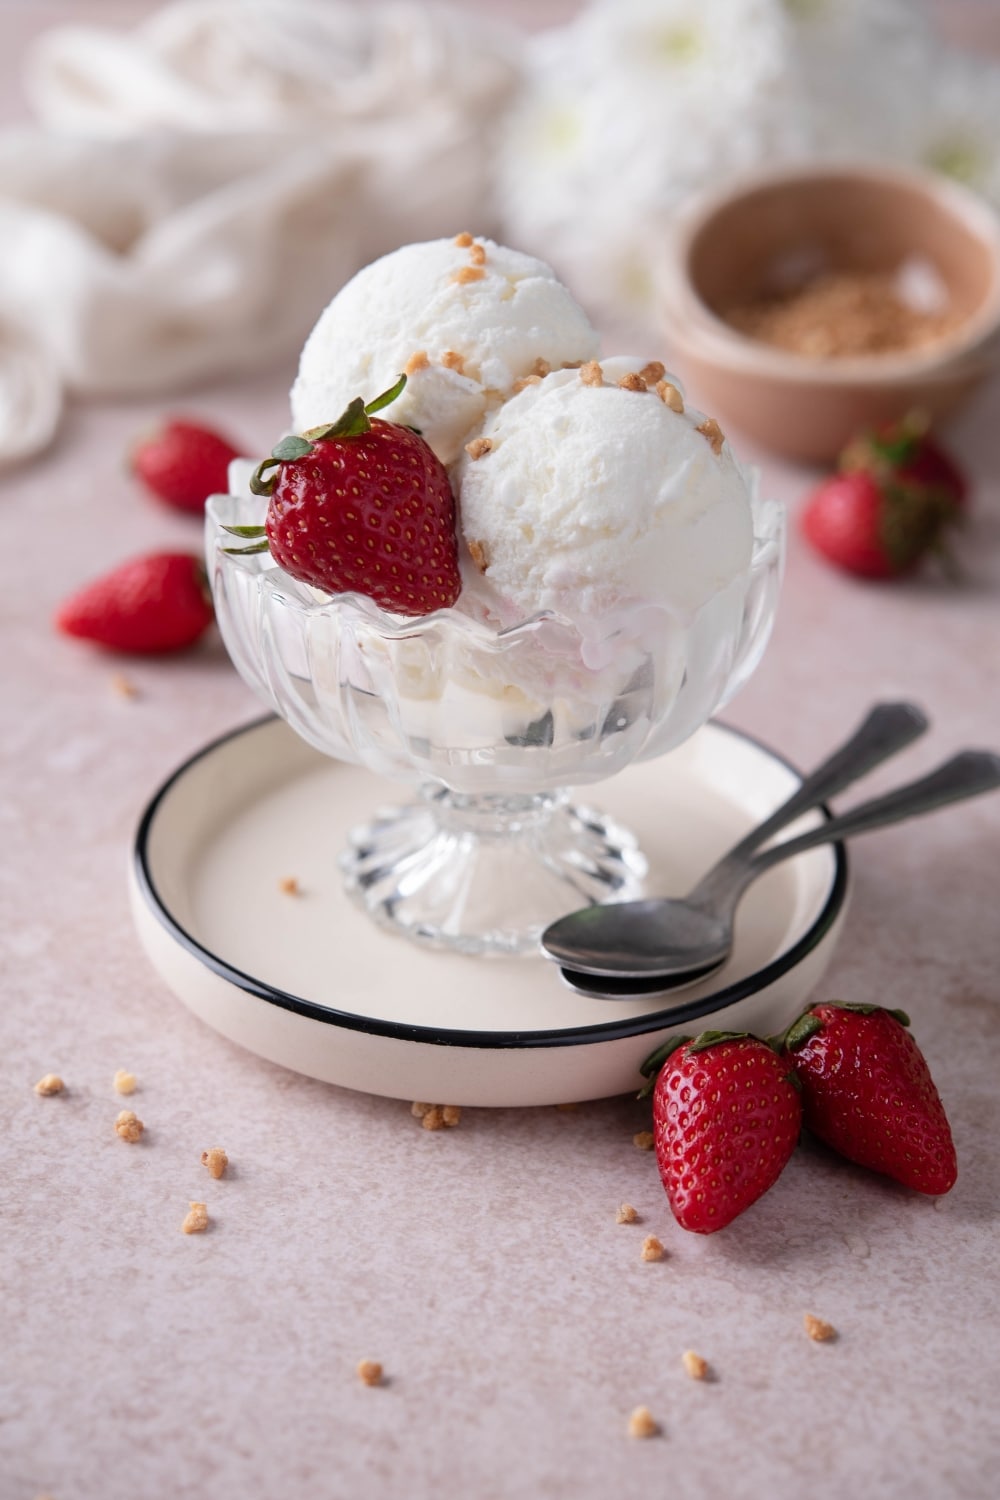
{"left": 541, "top": 700, "right": 1000, "bottom": 988}
{"left": 542, "top": 700, "right": 928, "bottom": 979}
{"left": 545, "top": 898, "right": 731, "bottom": 979}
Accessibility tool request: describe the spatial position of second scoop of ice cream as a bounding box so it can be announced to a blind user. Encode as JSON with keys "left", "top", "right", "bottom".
{"left": 454, "top": 357, "right": 755, "bottom": 639}
{"left": 290, "top": 236, "right": 599, "bottom": 465}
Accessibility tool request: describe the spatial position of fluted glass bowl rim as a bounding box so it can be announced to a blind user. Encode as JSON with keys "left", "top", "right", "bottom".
{"left": 206, "top": 491, "right": 785, "bottom": 651}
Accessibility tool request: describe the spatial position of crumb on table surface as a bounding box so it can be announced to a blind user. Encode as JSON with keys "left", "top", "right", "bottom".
{"left": 201, "top": 1147, "right": 229, "bottom": 1179}
{"left": 113, "top": 1069, "right": 137, "bottom": 1095}
{"left": 411, "top": 1102, "right": 461, "bottom": 1130}
{"left": 357, "top": 1359, "right": 383, "bottom": 1387}
{"left": 182, "top": 1202, "right": 210, "bottom": 1235}
{"left": 640, "top": 1235, "right": 665, "bottom": 1262}
{"left": 682, "top": 1350, "right": 709, "bottom": 1381}
{"left": 616, "top": 1203, "right": 639, "bottom": 1224}
{"left": 804, "top": 1314, "right": 837, "bottom": 1343}
{"left": 114, "top": 1110, "right": 144, "bottom": 1143}
{"left": 34, "top": 1074, "right": 64, "bottom": 1096}
{"left": 627, "top": 1406, "right": 660, "bottom": 1439}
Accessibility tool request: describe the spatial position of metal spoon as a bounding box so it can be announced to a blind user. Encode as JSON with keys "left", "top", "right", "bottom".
{"left": 543, "top": 700, "right": 929, "bottom": 979}
{"left": 554, "top": 749, "right": 1000, "bottom": 997}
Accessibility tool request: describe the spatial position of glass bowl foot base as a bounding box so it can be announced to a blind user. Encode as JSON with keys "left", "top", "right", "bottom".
{"left": 339, "top": 786, "right": 648, "bottom": 957}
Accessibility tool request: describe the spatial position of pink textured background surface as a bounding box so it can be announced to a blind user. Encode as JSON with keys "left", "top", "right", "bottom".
{"left": 2, "top": 4, "right": 999, "bottom": 1498}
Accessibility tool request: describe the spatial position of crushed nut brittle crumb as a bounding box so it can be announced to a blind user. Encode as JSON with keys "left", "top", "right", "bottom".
{"left": 201, "top": 1147, "right": 229, "bottom": 1179}
{"left": 531, "top": 357, "right": 551, "bottom": 377}
{"left": 278, "top": 875, "right": 301, "bottom": 896}
{"left": 655, "top": 380, "right": 684, "bottom": 412}
{"left": 113, "top": 1069, "right": 137, "bottom": 1095}
{"left": 469, "top": 242, "right": 487, "bottom": 267}
{"left": 442, "top": 349, "right": 466, "bottom": 373}
{"left": 618, "top": 373, "right": 647, "bottom": 392}
{"left": 616, "top": 1203, "right": 639, "bottom": 1224}
{"left": 465, "top": 437, "right": 493, "bottom": 460}
{"left": 404, "top": 350, "right": 429, "bottom": 375}
{"left": 411, "top": 1101, "right": 433, "bottom": 1118}
{"left": 580, "top": 360, "right": 604, "bottom": 387}
{"left": 452, "top": 266, "right": 485, "bottom": 285}
{"left": 628, "top": 1406, "right": 660, "bottom": 1439}
{"left": 641, "top": 1235, "right": 665, "bottom": 1262}
{"left": 682, "top": 1350, "right": 709, "bottom": 1381}
{"left": 111, "top": 673, "right": 138, "bottom": 698}
{"left": 34, "top": 1074, "right": 64, "bottom": 1096}
{"left": 454, "top": 231, "right": 474, "bottom": 248}
{"left": 722, "top": 270, "right": 962, "bottom": 357}
{"left": 418, "top": 1103, "right": 461, "bottom": 1131}
{"left": 696, "top": 417, "right": 725, "bottom": 455}
{"left": 640, "top": 361, "right": 666, "bottom": 386}
{"left": 632, "top": 1131, "right": 655, "bottom": 1151}
{"left": 115, "top": 1109, "right": 144, "bottom": 1143}
{"left": 357, "top": 1359, "right": 383, "bottom": 1386}
{"left": 467, "top": 539, "right": 489, "bottom": 573}
{"left": 512, "top": 374, "right": 542, "bottom": 394}
{"left": 804, "top": 1314, "right": 837, "bottom": 1343}
{"left": 182, "top": 1202, "right": 209, "bottom": 1235}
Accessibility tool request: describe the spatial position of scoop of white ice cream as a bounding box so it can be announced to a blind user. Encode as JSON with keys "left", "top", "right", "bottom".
{"left": 290, "top": 235, "right": 599, "bottom": 464}
{"left": 454, "top": 356, "right": 755, "bottom": 639}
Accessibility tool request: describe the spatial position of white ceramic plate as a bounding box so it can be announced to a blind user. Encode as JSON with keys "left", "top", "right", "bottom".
{"left": 130, "top": 717, "right": 849, "bottom": 1106}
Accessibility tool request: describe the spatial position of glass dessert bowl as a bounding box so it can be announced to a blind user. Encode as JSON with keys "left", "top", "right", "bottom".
{"left": 206, "top": 490, "right": 784, "bottom": 957}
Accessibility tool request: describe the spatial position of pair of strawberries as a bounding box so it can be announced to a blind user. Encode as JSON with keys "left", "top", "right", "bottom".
{"left": 56, "top": 417, "right": 243, "bottom": 653}
{"left": 56, "top": 383, "right": 463, "bottom": 651}
{"left": 646, "top": 1000, "right": 957, "bottom": 1234}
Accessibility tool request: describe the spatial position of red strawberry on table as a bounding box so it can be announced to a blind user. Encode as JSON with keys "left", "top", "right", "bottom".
{"left": 841, "top": 412, "right": 968, "bottom": 510}
{"left": 644, "top": 1030, "right": 802, "bottom": 1234}
{"left": 225, "top": 376, "right": 461, "bottom": 617}
{"left": 801, "top": 469, "right": 958, "bottom": 579}
{"left": 780, "top": 1002, "right": 957, "bottom": 1195}
{"left": 55, "top": 552, "right": 214, "bottom": 654}
{"left": 802, "top": 411, "right": 965, "bottom": 579}
{"left": 132, "top": 417, "right": 242, "bottom": 515}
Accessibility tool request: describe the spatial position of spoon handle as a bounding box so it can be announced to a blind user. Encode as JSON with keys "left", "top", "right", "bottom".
{"left": 690, "top": 701, "right": 928, "bottom": 903}
{"left": 744, "top": 749, "right": 1000, "bottom": 879}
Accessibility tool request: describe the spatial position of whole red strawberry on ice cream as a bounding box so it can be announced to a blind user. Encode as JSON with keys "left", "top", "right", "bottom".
{"left": 226, "top": 376, "right": 461, "bottom": 616}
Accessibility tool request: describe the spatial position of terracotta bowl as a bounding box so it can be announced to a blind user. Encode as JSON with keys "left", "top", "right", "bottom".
{"left": 658, "top": 162, "right": 1000, "bottom": 462}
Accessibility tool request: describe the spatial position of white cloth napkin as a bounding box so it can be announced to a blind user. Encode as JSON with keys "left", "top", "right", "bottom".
{"left": 0, "top": 0, "right": 521, "bottom": 466}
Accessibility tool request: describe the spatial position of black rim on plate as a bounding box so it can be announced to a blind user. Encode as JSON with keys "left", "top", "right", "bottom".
{"left": 132, "top": 716, "right": 849, "bottom": 1050}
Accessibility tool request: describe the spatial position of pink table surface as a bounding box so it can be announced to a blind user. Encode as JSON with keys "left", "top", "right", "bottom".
{"left": 2, "top": 4, "right": 999, "bottom": 1499}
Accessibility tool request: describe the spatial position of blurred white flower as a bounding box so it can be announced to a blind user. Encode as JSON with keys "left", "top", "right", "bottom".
{"left": 895, "top": 48, "right": 1000, "bottom": 209}
{"left": 498, "top": 0, "right": 807, "bottom": 328}
{"left": 780, "top": 0, "right": 935, "bottom": 154}
{"left": 496, "top": 0, "right": 996, "bottom": 335}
